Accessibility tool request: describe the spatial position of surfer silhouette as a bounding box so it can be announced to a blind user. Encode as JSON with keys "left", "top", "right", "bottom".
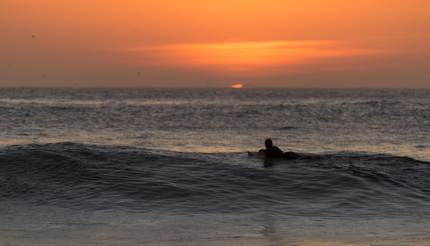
{"left": 259, "top": 139, "right": 284, "bottom": 157}
{"left": 259, "top": 138, "right": 300, "bottom": 160}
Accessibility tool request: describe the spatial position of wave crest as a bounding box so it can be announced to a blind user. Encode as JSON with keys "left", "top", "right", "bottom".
{"left": 1, "top": 143, "right": 429, "bottom": 214}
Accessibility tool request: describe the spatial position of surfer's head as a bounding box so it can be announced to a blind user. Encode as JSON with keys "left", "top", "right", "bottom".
{"left": 265, "top": 139, "right": 273, "bottom": 149}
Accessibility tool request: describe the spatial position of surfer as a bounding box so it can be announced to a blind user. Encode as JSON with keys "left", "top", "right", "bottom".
{"left": 259, "top": 139, "right": 300, "bottom": 159}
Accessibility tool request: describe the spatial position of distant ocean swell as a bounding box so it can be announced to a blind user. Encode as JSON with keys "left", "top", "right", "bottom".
{"left": 1, "top": 142, "right": 429, "bottom": 215}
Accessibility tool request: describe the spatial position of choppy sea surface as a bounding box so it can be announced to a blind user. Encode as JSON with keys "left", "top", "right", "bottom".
{"left": 0, "top": 88, "right": 430, "bottom": 245}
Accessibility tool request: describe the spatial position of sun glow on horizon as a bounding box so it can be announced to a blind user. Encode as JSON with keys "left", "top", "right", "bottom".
{"left": 122, "top": 40, "right": 383, "bottom": 75}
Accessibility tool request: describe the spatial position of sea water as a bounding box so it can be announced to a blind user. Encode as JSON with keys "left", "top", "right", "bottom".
{"left": 0, "top": 88, "right": 429, "bottom": 245}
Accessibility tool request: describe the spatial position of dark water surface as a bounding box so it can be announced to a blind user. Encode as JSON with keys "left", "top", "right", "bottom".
{"left": 0, "top": 88, "right": 429, "bottom": 245}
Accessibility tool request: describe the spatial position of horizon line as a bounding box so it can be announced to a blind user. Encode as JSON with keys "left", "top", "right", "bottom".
{"left": 0, "top": 86, "right": 430, "bottom": 90}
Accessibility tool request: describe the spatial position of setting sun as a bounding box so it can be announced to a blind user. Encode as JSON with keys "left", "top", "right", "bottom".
{"left": 231, "top": 83, "right": 244, "bottom": 89}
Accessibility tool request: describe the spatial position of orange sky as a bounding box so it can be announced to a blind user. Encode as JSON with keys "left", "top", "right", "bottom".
{"left": 1, "top": 0, "right": 429, "bottom": 87}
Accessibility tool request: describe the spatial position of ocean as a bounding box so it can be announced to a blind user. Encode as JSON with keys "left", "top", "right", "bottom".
{"left": 0, "top": 88, "right": 429, "bottom": 245}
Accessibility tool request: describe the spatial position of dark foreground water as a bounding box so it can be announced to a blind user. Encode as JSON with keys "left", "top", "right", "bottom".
{"left": 0, "top": 88, "right": 429, "bottom": 245}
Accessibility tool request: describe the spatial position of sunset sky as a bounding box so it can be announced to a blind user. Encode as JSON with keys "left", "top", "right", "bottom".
{"left": 1, "top": 0, "right": 429, "bottom": 87}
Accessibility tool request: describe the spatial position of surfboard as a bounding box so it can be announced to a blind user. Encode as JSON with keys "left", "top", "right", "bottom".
{"left": 247, "top": 151, "right": 265, "bottom": 158}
